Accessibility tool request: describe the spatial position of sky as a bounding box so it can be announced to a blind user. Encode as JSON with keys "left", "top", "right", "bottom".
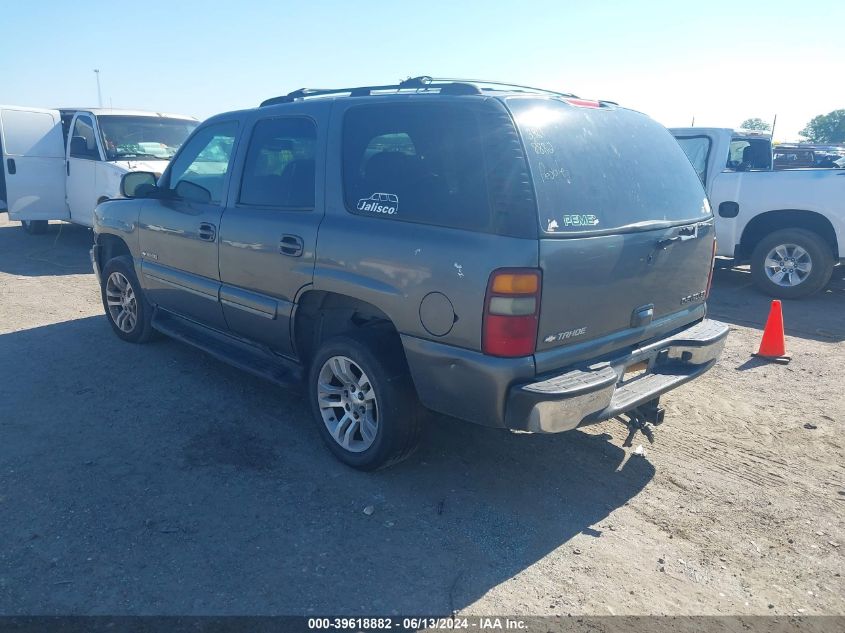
{"left": 1, "top": 0, "right": 842, "bottom": 140}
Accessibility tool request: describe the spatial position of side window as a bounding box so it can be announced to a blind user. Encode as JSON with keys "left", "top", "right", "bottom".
{"left": 675, "top": 136, "right": 711, "bottom": 185}
{"left": 342, "top": 104, "right": 492, "bottom": 231}
{"left": 69, "top": 115, "right": 100, "bottom": 160}
{"left": 167, "top": 121, "right": 238, "bottom": 204}
{"left": 239, "top": 117, "right": 317, "bottom": 209}
{"left": 727, "top": 139, "right": 749, "bottom": 169}
{"left": 727, "top": 138, "right": 771, "bottom": 171}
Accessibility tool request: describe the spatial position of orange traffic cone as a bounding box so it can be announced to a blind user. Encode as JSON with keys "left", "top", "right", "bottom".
{"left": 753, "top": 300, "right": 790, "bottom": 364}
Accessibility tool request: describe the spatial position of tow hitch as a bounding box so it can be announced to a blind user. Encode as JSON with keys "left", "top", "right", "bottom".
{"left": 621, "top": 399, "right": 665, "bottom": 447}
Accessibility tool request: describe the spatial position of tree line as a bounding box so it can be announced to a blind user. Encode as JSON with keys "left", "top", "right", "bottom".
{"left": 740, "top": 110, "right": 845, "bottom": 143}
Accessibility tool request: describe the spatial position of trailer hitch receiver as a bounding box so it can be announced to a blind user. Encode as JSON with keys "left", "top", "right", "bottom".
{"left": 621, "top": 398, "right": 664, "bottom": 447}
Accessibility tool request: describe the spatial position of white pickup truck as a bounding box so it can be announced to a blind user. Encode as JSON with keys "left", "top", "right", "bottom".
{"left": 671, "top": 127, "right": 844, "bottom": 298}
{"left": 0, "top": 106, "right": 197, "bottom": 234}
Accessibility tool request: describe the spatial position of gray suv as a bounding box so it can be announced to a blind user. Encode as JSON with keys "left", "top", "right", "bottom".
{"left": 91, "top": 77, "right": 728, "bottom": 470}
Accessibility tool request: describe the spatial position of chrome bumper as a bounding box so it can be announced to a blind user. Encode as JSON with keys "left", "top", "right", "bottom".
{"left": 505, "top": 319, "right": 729, "bottom": 433}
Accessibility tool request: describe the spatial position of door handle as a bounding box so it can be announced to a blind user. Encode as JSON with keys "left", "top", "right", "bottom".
{"left": 279, "top": 234, "right": 304, "bottom": 257}
{"left": 6, "top": 158, "right": 15, "bottom": 175}
{"left": 198, "top": 222, "right": 217, "bottom": 242}
{"left": 631, "top": 303, "right": 654, "bottom": 328}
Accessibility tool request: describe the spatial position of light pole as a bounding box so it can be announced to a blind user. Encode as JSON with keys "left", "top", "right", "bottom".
{"left": 94, "top": 69, "right": 103, "bottom": 107}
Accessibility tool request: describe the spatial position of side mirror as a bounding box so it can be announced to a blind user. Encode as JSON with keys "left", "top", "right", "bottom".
{"left": 121, "top": 171, "right": 158, "bottom": 198}
{"left": 174, "top": 180, "right": 212, "bottom": 203}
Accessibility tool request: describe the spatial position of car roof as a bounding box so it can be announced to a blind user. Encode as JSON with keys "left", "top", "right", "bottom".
{"left": 257, "top": 77, "right": 585, "bottom": 107}
{"left": 201, "top": 77, "right": 626, "bottom": 124}
{"left": 58, "top": 107, "right": 198, "bottom": 121}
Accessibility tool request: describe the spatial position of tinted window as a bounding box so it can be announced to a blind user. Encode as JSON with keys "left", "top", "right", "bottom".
{"left": 675, "top": 135, "right": 711, "bottom": 185}
{"left": 167, "top": 121, "right": 237, "bottom": 204}
{"left": 343, "top": 104, "right": 492, "bottom": 231}
{"left": 70, "top": 115, "right": 100, "bottom": 159}
{"left": 508, "top": 98, "right": 709, "bottom": 234}
{"left": 239, "top": 117, "right": 316, "bottom": 209}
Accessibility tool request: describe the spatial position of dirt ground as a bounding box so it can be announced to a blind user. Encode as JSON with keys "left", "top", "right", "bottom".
{"left": 0, "top": 214, "right": 842, "bottom": 617}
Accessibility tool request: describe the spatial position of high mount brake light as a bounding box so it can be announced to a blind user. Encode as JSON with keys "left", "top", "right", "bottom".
{"left": 564, "top": 98, "right": 601, "bottom": 108}
{"left": 483, "top": 269, "right": 542, "bottom": 357}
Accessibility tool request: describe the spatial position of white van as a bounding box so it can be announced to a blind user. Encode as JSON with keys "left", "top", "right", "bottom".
{"left": 0, "top": 106, "right": 198, "bottom": 233}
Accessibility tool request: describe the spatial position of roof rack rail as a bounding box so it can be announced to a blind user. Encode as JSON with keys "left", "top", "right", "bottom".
{"left": 427, "top": 77, "right": 578, "bottom": 98}
{"left": 260, "top": 76, "right": 475, "bottom": 107}
{"left": 259, "top": 76, "right": 576, "bottom": 107}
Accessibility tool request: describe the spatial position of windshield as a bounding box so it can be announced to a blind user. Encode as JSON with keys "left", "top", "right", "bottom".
{"left": 508, "top": 98, "right": 710, "bottom": 234}
{"left": 97, "top": 115, "right": 198, "bottom": 161}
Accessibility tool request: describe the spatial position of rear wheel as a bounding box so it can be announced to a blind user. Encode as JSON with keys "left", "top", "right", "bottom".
{"left": 307, "top": 333, "right": 422, "bottom": 470}
{"left": 750, "top": 228, "right": 834, "bottom": 299}
{"left": 100, "top": 256, "right": 155, "bottom": 343}
{"left": 21, "top": 219, "right": 48, "bottom": 234}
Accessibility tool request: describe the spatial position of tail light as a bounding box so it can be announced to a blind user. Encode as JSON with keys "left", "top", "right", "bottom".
{"left": 482, "top": 268, "right": 542, "bottom": 357}
{"left": 705, "top": 238, "right": 717, "bottom": 299}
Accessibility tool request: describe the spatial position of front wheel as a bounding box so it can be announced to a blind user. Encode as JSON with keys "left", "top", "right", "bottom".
{"left": 100, "top": 256, "right": 155, "bottom": 343}
{"left": 307, "top": 333, "right": 422, "bottom": 470}
{"left": 21, "top": 219, "right": 48, "bottom": 234}
{"left": 750, "top": 229, "right": 834, "bottom": 299}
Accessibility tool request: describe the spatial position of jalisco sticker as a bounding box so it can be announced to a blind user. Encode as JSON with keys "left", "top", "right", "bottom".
{"left": 357, "top": 192, "right": 399, "bottom": 215}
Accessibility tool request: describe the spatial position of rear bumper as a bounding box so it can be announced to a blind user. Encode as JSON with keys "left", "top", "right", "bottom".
{"left": 504, "top": 319, "right": 729, "bottom": 432}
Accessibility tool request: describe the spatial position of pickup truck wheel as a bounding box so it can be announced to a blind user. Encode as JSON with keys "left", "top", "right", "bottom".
{"left": 751, "top": 229, "right": 834, "bottom": 299}
{"left": 21, "top": 219, "right": 48, "bottom": 235}
{"left": 308, "top": 333, "right": 422, "bottom": 470}
{"left": 100, "top": 256, "right": 154, "bottom": 343}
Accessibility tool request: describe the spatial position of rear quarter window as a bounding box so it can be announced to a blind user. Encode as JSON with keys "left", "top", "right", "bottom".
{"left": 341, "top": 102, "right": 536, "bottom": 237}
{"left": 508, "top": 98, "right": 710, "bottom": 235}
{"left": 674, "top": 135, "right": 711, "bottom": 185}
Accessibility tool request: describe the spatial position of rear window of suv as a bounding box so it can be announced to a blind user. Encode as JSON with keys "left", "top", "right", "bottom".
{"left": 343, "top": 103, "right": 490, "bottom": 231}
{"left": 507, "top": 98, "right": 710, "bottom": 235}
{"left": 342, "top": 102, "right": 537, "bottom": 237}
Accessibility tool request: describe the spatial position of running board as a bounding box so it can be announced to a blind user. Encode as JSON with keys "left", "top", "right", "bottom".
{"left": 152, "top": 309, "right": 303, "bottom": 388}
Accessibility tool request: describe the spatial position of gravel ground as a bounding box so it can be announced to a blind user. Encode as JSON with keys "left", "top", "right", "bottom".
{"left": 0, "top": 215, "right": 843, "bottom": 616}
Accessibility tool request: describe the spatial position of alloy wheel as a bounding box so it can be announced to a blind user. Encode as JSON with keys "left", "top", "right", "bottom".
{"left": 764, "top": 243, "right": 812, "bottom": 287}
{"left": 317, "top": 355, "right": 379, "bottom": 453}
{"left": 105, "top": 272, "right": 138, "bottom": 333}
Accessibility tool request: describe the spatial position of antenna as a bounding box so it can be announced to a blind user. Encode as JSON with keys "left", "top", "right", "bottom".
{"left": 770, "top": 114, "right": 777, "bottom": 139}
{"left": 94, "top": 69, "right": 103, "bottom": 108}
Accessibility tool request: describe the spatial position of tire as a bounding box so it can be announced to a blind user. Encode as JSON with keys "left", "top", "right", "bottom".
{"left": 100, "top": 255, "right": 155, "bottom": 343}
{"left": 21, "top": 219, "right": 48, "bottom": 234}
{"left": 751, "top": 228, "right": 834, "bottom": 299}
{"left": 307, "top": 332, "right": 423, "bottom": 470}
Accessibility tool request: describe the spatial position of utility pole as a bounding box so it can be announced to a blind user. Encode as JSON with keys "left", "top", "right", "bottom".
{"left": 94, "top": 69, "right": 103, "bottom": 107}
